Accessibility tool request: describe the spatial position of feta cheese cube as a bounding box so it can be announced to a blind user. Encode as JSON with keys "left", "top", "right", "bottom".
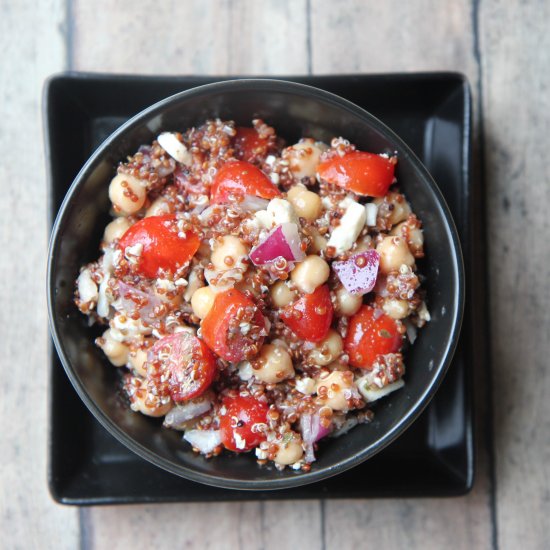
{"left": 356, "top": 378, "right": 404, "bottom": 403}
{"left": 254, "top": 198, "right": 298, "bottom": 229}
{"left": 327, "top": 200, "right": 367, "bottom": 254}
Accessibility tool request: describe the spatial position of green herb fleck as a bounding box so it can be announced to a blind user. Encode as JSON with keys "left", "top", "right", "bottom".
{"left": 379, "top": 329, "right": 392, "bottom": 338}
{"left": 282, "top": 432, "right": 294, "bottom": 444}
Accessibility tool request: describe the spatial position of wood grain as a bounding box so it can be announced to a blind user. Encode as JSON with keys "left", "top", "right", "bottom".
{"left": 310, "top": 0, "right": 478, "bottom": 76}
{"left": 72, "top": 0, "right": 309, "bottom": 75}
{"left": 83, "top": 500, "right": 323, "bottom": 549}
{"left": 0, "top": 1, "right": 79, "bottom": 549}
{"left": 480, "top": 1, "right": 550, "bottom": 548}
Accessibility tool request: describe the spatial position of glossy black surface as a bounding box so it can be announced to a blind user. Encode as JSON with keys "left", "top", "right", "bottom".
{"left": 45, "top": 73, "right": 476, "bottom": 503}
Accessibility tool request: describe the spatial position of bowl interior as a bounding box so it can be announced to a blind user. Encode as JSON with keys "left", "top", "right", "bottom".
{"left": 48, "top": 80, "right": 463, "bottom": 490}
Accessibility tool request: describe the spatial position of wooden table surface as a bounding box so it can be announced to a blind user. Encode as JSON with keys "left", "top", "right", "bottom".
{"left": 1, "top": 1, "right": 548, "bottom": 549}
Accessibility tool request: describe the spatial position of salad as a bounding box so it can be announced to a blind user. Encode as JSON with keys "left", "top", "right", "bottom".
{"left": 74, "top": 118, "right": 429, "bottom": 471}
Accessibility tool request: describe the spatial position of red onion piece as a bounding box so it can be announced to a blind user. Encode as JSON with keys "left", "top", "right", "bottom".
{"left": 332, "top": 250, "right": 380, "bottom": 295}
{"left": 117, "top": 281, "right": 164, "bottom": 325}
{"left": 138, "top": 144, "right": 152, "bottom": 160}
{"left": 300, "top": 412, "right": 332, "bottom": 463}
{"left": 183, "top": 429, "right": 222, "bottom": 454}
{"left": 249, "top": 222, "right": 305, "bottom": 266}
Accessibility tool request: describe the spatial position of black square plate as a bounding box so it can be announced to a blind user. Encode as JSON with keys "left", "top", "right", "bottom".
{"left": 45, "top": 73, "right": 480, "bottom": 504}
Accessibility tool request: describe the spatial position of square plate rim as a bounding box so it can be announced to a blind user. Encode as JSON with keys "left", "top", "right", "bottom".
{"left": 45, "top": 71, "right": 476, "bottom": 504}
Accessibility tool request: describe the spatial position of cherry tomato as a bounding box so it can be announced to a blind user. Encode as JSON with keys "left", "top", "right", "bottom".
{"left": 219, "top": 395, "right": 268, "bottom": 452}
{"left": 201, "top": 289, "right": 266, "bottom": 362}
{"left": 147, "top": 332, "right": 217, "bottom": 402}
{"left": 234, "top": 127, "right": 270, "bottom": 163}
{"left": 317, "top": 151, "right": 396, "bottom": 197}
{"left": 118, "top": 215, "right": 200, "bottom": 278}
{"left": 210, "top": 160, "right": 281, "bottom": 204}
{"left": 281, "top": 284, "right": 333, "bottom": 343}
{"left": 344, "top": 305, "right": 402, "bottom": 369}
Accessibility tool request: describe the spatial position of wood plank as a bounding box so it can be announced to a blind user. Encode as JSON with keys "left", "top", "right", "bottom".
{"left": 311, "top": 2, "right": 494, "bottom": 548}
{"left": 82, "top": 500, "right": 322, "bottom": 550}
{"left": 72, "top": 0, "right": 309, "bottom": 75}
{"left": 0, "top": 0, "right": 79, "bottom": 549}
{"left": 310, "top": 0, "right": 478, "bottom": 76}
{"left": 325, "top": 480, "right": 492, "bottom": 550}
{"left": 479, "top": 1, "right": 550, "bottom": 549}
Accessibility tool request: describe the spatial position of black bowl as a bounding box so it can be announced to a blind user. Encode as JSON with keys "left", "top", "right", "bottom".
{"left": 47, "top": 79, "right": 464, "bottom": 490}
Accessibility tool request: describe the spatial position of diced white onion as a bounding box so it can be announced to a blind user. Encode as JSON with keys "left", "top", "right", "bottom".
{"left": 164, "top": 399, "right": 212, "bottom": 428}
{"left": 405, "top": 321, "right": 418, "bottom": 344}
{"left": 295, "top": 377, "right": 316, "bottom": 395}
{"left": 157, "top": 132, "right": 192, "bottom": 165}
{"left": 365, "top": 203, "right": 378, "bottom": 226}
{"left": 77, "top": 269, "right": 98, "bottom": 304}
{"left": 237, "top": 361, "right": 254, "bottom": 381}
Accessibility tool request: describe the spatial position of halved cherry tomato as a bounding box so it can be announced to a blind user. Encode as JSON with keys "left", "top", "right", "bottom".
{"left": 118, "top": 215, "right": 200, "bottom": 278}
{"left": 219, "top": 395, "right": 268, "bottom": 452}
{"left": 344, "top": 305, "right": 402, "bottom": 369}
{"left": 147, "top": 332, "right": 217, "bottom": 402}
{"left": 317, "top": 151, "right": 396, "bottom": 197}
{"left": 281, "top": 284, "right": 333, "bottom": 343}
{"left": 201, "top": 289, "right": 266, "bottom": 362}
{"left": 234, "top": 127, "right": 270, "bottom": 163}
{"left": 210, "top": 160, "right": 281, "bottom": 204}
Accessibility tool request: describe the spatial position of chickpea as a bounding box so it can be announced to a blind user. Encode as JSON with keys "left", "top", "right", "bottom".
{"left": 146, "top": 196, "right": 172, "bottom": 217}
{"left": 374, "top": 192, "right": 411, "bottom": 226}
{"left": 127, "top": 342, "right": 151, "bottom": 377}
{"left": 274, "top": 434, "right": 304, "bottom": 466}
{"left": 211, "top": 235, "right": 248, "bottom": 272}
{"left": 287, "top": 139, "right": 327, "bottom": 180}
{"left": 290, "top": 255, "right": 330, "bottom": 294}
{"left": 98, "top": 329, "right": 129, "bottom": 367}
{"left": 334, "top": 287, "right": 362, "bottom": 316}
{"left": 353, "top": 235, "right": 373, "bottom": 254}
{"left": 287, "top": 184, "right": 322, "bottom": 221}
{"left": 382, "top": 298, "right": 410, "bottom": 320}
{"left": 191, "top": 286, "right": 216, "bottom": 319}
{"left": 183, "top": 267, "right": 203, "bottom": 302}
{"left": 307, "top": 229, "right": 327, "bottom": 254}
{"left": 108, "top": 173, "right": 147, "bottom": 215}
{"left": 127, "top": 375, "right": 172, "bottom": 417}
{"left": 103, "top": 217, "right": 131, "bottom": 244}
{"left": 253, "top": 344, "right": 295, "bottom": 384}
{"left": 309, "top": 330, "right": 343, "bottom": 366}
{"left": 270, "top": 281, "right": 297, "bottom": 307}
{"left": 376, "top": 236, "right": 415, "bottom": 274}
{"left": 315, "top": 370, "right": 354, "bottom": 411}
{"left": 390, "top": 220, "right": 424, "bottom": 256}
